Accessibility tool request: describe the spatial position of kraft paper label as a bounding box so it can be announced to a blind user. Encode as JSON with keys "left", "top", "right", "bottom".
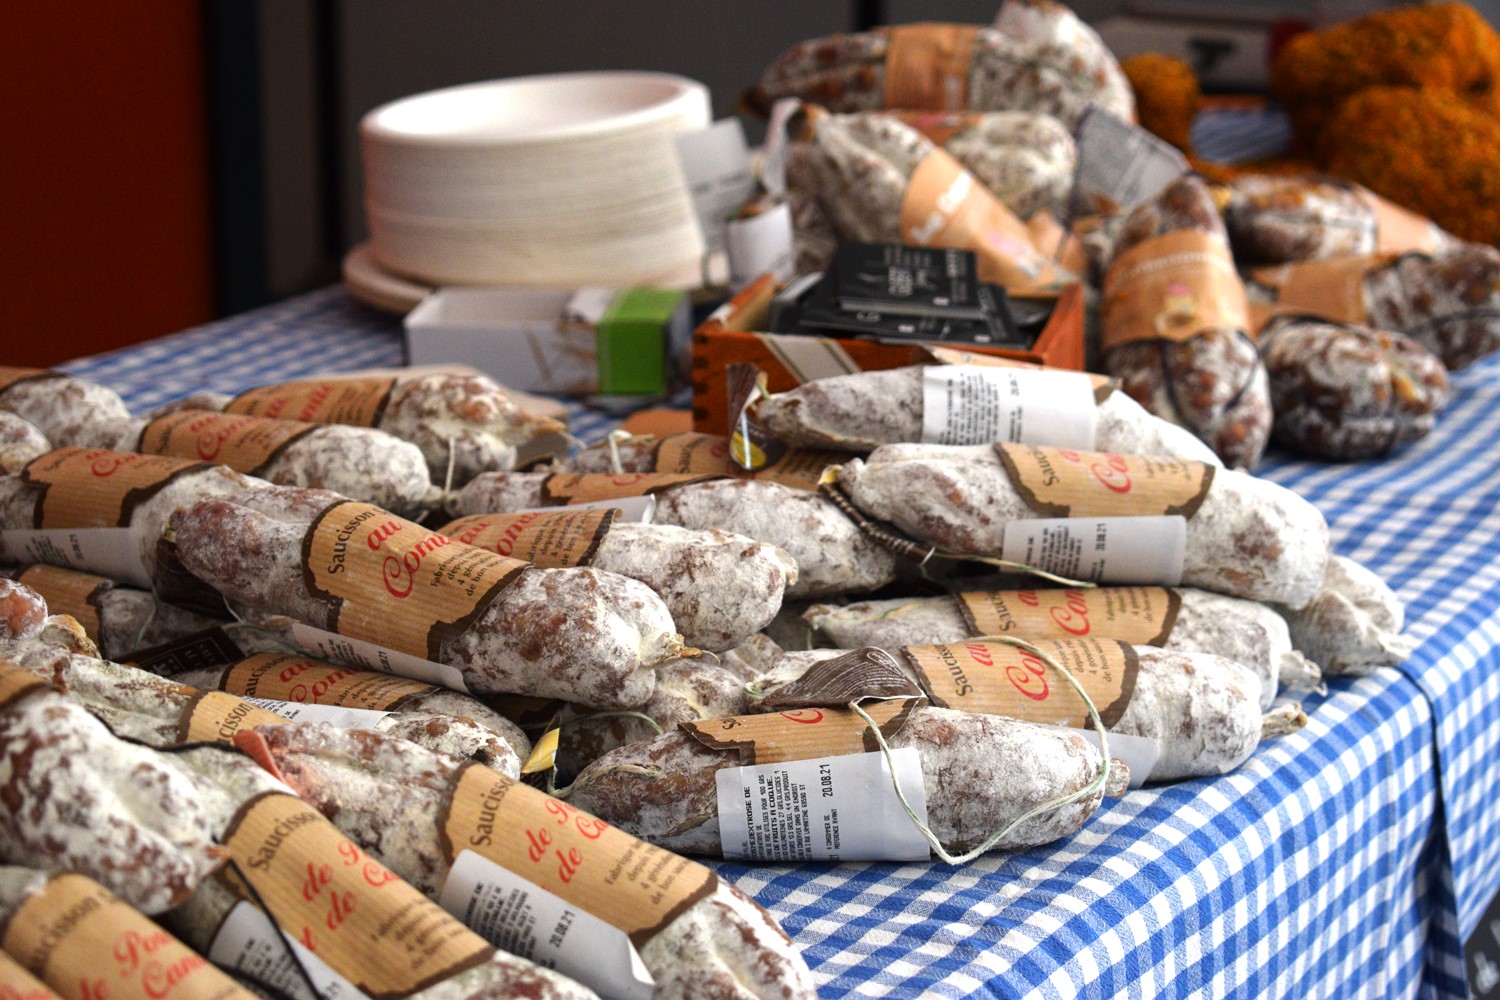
{"left": 904, "top": 638, "right": 1139, "bottom": 729}
{"left": 226, "top": 378, "right": 396, "bottom": 427}
{"left": 1246, "top": 255, "right": 1382, "bottom": 330}
{"left": 179, "top": 690, "right": 290, "bottom": 744}
{"left": 22, "top": 449, "right": 209, "bottom": 530}
{"left": 1354, "top": 187, "right": 1442, "bottom": 255}
{"left": 957, "top": 586, "right": 1182, "bottom": 647}
{"left": 1, "top": 873, "right": 252, "bottom": 1000}
{"left": 0, "top": 950, "right": 61, "bottom": 1000}
{"left": 303, "top": 501, "right": 527, "bottom": 662}
{"left": 756, "top": 648, "right": 923, "bottom": 708}
{"left": 539, "top": 472, "right": 723, "bottom": 505}
{"left": 439, "top": 764, "right": 716, "bottom": 949}
{"left": 138, "top": 410, "right": 316, "bottom": 475}
{"left": 15, "top": 564, "right": 108, "bottom": 641}
{"left": 996, "top": 444, "right": 1215, "bottom": 518}
{"left": 439, "top": 510, "right": 613, "bottom": 568}
{"left": 0, "top": 660, "right": 48, "bottom": 711}
{"left": 900, "top": 148, "right": 1060, "bottom": 296}
{"left": 883, "top": 24, "right": 979, "bottom": 110}
{"left": 0, "top": 366, "right": 55, "bottom": 394}
{"left": 1101, "top": 229, "right": 1250, "bottom": 350}
{"left": 652, "top": 432, "right": 735, "bottom": 473}
{"left": 682, "top": 698, "right": 923, "bottom": 765}
{"left": 224, "top": 654, "right": 437, "bottom": 711}
{"left": 222, "top": 794, "right": 491, "bottom": 999}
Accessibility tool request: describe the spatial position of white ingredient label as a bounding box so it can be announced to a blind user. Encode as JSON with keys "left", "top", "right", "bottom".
{"left": 288, "top": 624, "right": 470, "bottom": 693}
{"left": 0, "top": 527, "right": 151, "bottom": 588}
{"left": 921, "top": 366, "right": 1098, "bottom": 447}
{"left": 208, "top": 901, "right": 364, "bottom": 1000}
{"left": 437, "top": 850, "right": 653, "bottom": 1000}
{"left": 1061, "top": 727, "right": 1159, "bottom": 789}
{"left": 240, "top": 696, "right": 393, "bottom": 730}
{"left": 519, "top": 495, "right": 656, "bottom": 523}
{"left": 1001, "top": 516, "right": 1186, "bottom": 585}
{"left": 715, "top": 749, "right": 930, "bottom": 862}
{"left": 727, "top": 202, "right": 795, "bottom": 287}
{"left": 674, "top": 119, "right": 756, "bottom": 258}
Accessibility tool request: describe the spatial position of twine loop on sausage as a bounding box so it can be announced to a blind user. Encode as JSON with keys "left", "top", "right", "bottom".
{"left": 605, "top": 428, "right": 636, "bottom": 475}
{"left": 818, "top": 478, "right": 1096, "bottom": 588}
{"left": 852, "top": 634, "right": 1113, "bottom": 866}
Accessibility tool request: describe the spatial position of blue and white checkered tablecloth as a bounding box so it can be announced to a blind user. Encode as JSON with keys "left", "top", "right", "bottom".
{"left": 59, "top": 287, "right": 1500, "bottom": 999}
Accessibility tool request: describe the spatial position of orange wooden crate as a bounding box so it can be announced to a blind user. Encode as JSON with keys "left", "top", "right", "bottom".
{"left": 690, "top": 275, "right": 1086, "bottom": 434}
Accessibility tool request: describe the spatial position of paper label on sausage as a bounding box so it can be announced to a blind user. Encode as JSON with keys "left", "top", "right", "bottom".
{"left": 900, "top": 148, "right": 1059, "bottom": 296}
{"left": 0, "top": 950, "right": 61, "bottom": 1000}
{"left": 15, "top": 564, "right": 108, "bottom": 642}
{"left": 997, "top": 444, "right": 1214, "bottom": 518}
{"left": 0, "top": 366, "right": 57, "bottom": 394}
{"left": 0, "top": 660, "right": 49, "bottom": 711}
{"left": 221, "top": 793, "right": 492, "bottom": 999}
{"left": 437, "top": 764, "right": 714, "bottom": 958}
{"left": 288, "top": 623, "right": 471, "bottom": 694}
{"left": 1101, "top": 229, "right": 1250, "bottom": 349}
{"left": 1354, "top": 187, "right": 1443, "bottom": 255}
{"left": 883, "top": 24, "right": 978, "bottom": 111}
{"left": 179, "top": 689, "right": 290, "bottom": 744}
{"left": 1, "top": 873, "right": 253, "bottom": 1000}
{"left": 0, "top": 527, "right": 151, "bottom": 589}
{"left": 1246, "top": 255, "right": 1380, "bottom": 330}
{"left": 241, "top": 696, "right": 392, "bottom": 730}
{"left": 903, "top": 637, "right": 1139, "bottom": 729}
{"left": 1001, "top": 516, "right": 1187, "bottom": 585}
{"left": 208, "top": 901, "right": 361, "bottom": 1000}
{"left": 437, "top": 851, "right": 654, "bottom": 1000}
{"left": 224, "top": 654, "right": 438, "bottom": 711}
{"left": 921, "top": 348, "right": 1118, "bottom": 399}
{"left": 138, "top": 410, "right": 316, "bottom": 475}
{"left": 715, "top": 749, "right": 930, "bottom": 862}
{"left": 303, "top": 501, "right": 527, "bottom": 663}
{"left": 682, "top": 697, "right": 923, "bottom": 765}
{"left": 439, "top": 510, "right": 613, "bottom": 568}
{"left": 539, "top": 472, "right": 722, "bottom": 505}
{"left": 921, "top": 365, "right": 1098, "bottom": 447}
{"left": 22, "top": 448, "right": 209, "bottom": 529}
{"left": 957, "top": 586, "right": 1182, "bottom": 648}
{"left": 226, "top": 378, "right": 397, "bottom": 427}
{"left": 755, "top": 648, "right": 923, "bottom": 708}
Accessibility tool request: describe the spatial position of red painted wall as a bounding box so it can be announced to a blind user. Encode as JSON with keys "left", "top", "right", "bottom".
{"left": 0, "top": 2, "right": 216, "bottom": 367}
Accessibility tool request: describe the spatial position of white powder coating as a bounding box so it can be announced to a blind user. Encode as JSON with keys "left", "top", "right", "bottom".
{"left": 1278, "top": 554, "right": 1416, "bottom": 676}
{"left": 381, "top": 374, "right": 567, "bottom": 486}
{"left": 0, "top": 692, "right": 231, "bottom": 914}
{"left": 449, "top": 471, "right": 549, "bottom": 516}
{"left": 568, "top": 705, "right": 1113, "bottom": 858}
{"left": 257, "top": 722, "right": 816, "bottom": 1000}
{"left": 593, "top": 523, "right": 797, "bottom": 652}
{"left": 940, "top": 111, "right": 1075, "bottom": 220}
{"left": 653, "top": 479, "right": 899, "bottom": 600}
{"left": 0, "top": 412, "right": 49, "bottom": 474}
{"left": 0, "top": 865, "right": 48, "bottom": 921}
{"left": 838, "top": 443, "right": 1329, "bottom": 608}
{"left": 0, "top": 375, "right": 134, "bottom": 451}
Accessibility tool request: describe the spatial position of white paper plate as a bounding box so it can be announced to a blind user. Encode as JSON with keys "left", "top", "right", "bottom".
{"left": 342, "top": 242, "right": 431, "bottom": 313}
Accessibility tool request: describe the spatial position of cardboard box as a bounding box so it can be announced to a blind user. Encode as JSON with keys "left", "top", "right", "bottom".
{"left": 405, "top": 286, "right": 690, "bottom": 397}
{"left": 690, "top": 275, "right": 1086, "bottom": 433}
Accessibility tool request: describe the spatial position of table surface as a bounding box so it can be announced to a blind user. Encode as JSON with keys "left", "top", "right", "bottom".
{"left": 60, "top": 284, "right": 1500, "bottom": 1000}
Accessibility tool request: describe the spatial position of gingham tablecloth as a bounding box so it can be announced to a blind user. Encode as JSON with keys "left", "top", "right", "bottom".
{"left": 60, "top": 286, "right": 1500, "bottom": 999}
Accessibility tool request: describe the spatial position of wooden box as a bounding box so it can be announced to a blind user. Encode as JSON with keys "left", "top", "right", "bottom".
{"left": 689, "top": 275, "right": 1086, "bottom": 433}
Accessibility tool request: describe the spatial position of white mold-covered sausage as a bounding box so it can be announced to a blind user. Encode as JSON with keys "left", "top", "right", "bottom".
{"left": 168, "top": 484, "right": 686, "bottom": 709}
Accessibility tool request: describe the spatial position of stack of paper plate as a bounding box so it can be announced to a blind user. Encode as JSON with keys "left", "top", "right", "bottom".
{"left": 361, "top": 71, "right": 711, "bottom": 289}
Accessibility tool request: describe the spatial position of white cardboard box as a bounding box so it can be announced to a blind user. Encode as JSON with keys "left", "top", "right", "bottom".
{"left": 404, "top": 287, "right": 596, "bottom": 395}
